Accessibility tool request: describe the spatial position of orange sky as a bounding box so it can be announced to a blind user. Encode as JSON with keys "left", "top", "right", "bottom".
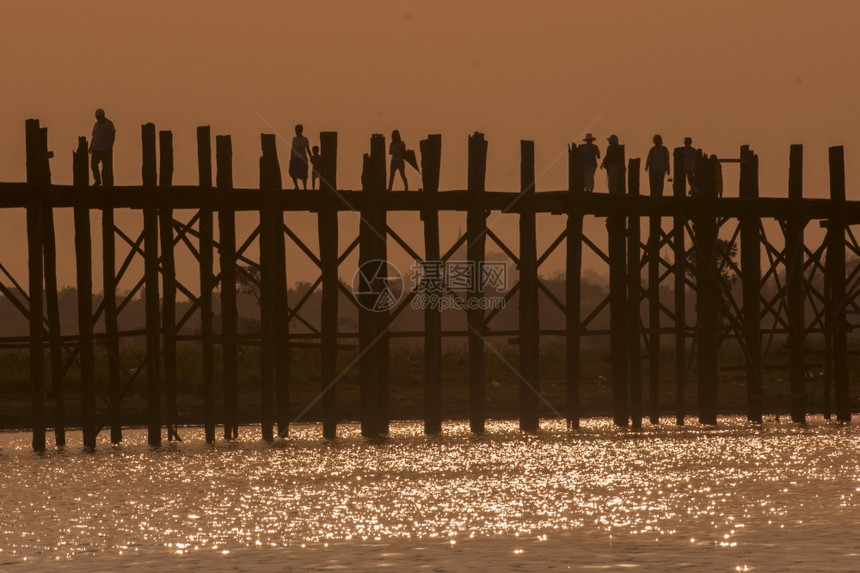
{"left": 2, "top": 1, "right": 859, "bottom": 290}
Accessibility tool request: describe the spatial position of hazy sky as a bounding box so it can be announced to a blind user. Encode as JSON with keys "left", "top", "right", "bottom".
{"left": 2, "top": 1, "right": 859, "bottom": 290}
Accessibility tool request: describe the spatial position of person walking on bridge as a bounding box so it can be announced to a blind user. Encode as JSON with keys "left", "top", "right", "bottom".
{"left": 645, "top": 134, "right": 670, "bottom": 196}
{"left": 90, "top": 108, "right": 115, "bottom": 186}
{"left": 581, "top": 133, "right": 600, "bottom": 192}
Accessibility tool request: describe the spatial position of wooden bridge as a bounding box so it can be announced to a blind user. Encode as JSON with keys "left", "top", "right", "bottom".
{"left": 6, "top": 119, "right": 859, "bottom": 451}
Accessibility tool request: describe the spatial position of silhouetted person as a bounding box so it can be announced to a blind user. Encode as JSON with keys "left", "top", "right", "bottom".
{"left": 289, "top": 124, "right": 311, "bottom": 190}
{"left": 89, "top": 108, "right": 115, "bottom": 186}
{"left": 581, "top": 133, "right": 600, "bottom": 192}
{"left": 310, "top": 145, "right": 322, "bottom": 190}
{"left": 683, "top": 136, "right": 697, "bottom": 195}
{"left": 388, "top": 130, "right": 408, "bottom": 191}
{"left": 601, "top": 134, "right": 623, "bottom": 194}
{"left": 645, "top": 134, "right": 670, "bottom": 196}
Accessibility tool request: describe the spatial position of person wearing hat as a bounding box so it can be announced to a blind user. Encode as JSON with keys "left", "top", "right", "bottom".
{"left": 581, "top": 133, "right": 601, "bottom": 192}
{"left": 89, "top": 108, "right": 116, "bottom": 186}
{"left": 601, "top": 134, "right": 623, "bottom": 194}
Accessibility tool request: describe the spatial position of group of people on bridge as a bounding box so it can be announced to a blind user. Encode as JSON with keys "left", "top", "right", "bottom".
{"left": 85, "top": 108, "right": 705, "bottom": 198}
{"left": 579, "top": 133, "right": 700, "bottom": 196}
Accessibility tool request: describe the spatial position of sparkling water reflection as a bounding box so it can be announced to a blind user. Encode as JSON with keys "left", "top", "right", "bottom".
{"left": 1, "top": 416, "right": 859, "bottom": 571}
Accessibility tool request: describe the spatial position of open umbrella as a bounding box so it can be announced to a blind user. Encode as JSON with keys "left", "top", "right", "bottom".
{"left": 404, "top": 149, "right": 420, "bottom": 173}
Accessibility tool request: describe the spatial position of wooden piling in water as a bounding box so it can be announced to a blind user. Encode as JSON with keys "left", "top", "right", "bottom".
{"left": 828, "top": 146, "right": 850, "bottom": 423}
{"left": 374, "top": 136, "right": 390, "bottom": 436}
{"left": 74, "top": 136, "right": 96, "bottom": 449}
{"left": 627, "top": 157, "right": 642, "bottom": 429}
{"left": 258, "top": 133, "right": 280, "bottom": 441}
{"left": 694, "top": 154, "right": 719, "bottom": 425}
{"left": 519, "top": 140, "right": 539, "bottom": 432}
{"left": 42, "top": 163, "right": 64, "bottom": 448}
{"left": 32, "top": 123, "right": 63, "bottom": 448}
{"left": 197, "top": 126, "right": 216, "bottom": 443}
{"left": 672, "top": 148, "right": 687, "bottom": 425}
{"left": 608, "top": 146, "right": 629, "bottom": 427}
{"left": 566, "top": 144, "right": 584, "bottom": 428}
{"left": 25, "top": 119, "right": 46, "bottom": 451}
{"left": 786, "top": 144, "right": 806, "bottom": 423}
{"left": 272, "top": 143, "right": 290, "bottom": 438}
{"left": 420, "top": 134, "right": 443, "bottom": 434}
{"left": 102, "top": 173, "right": 122, "bottom": 444}
{"left": 647, "top": 157, "right": 662, "bottom": 424}
{"left": 216, "top": 135, "right": 239, "bottom": 440}
{"left": 159, "top": 130, "right": 180, "bottom": 441}
{"left": 740, "top": 145, "right": 763, "bottom": 423}
{"left": 142, "top": 123, "right": 162, "bottom": 446}
{"left": 358, "top": 135, "right": 387, "bottom": 437}
{"left": 466, "top": 131, "right": 488, "bottom": 433}
{"left": 318, "top": 131, "right": 339, "bottom": 439}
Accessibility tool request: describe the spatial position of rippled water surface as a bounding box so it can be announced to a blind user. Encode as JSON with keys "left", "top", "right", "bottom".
{"left": 1, "top": 417, "right": 859, "bottom": 571}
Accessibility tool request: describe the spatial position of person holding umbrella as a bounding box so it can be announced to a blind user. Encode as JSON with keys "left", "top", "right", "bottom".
{"left": 388, "top": 130, "right": 409, "bottom": 191}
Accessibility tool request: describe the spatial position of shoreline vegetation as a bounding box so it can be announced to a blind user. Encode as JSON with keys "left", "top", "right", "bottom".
{"left": 2, "top": 340, "right": 858, "bottom": 432}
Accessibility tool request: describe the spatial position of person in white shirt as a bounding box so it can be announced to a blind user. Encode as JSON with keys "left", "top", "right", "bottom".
{"left": 90, "top": 108, "right": 116, "bottom": 186}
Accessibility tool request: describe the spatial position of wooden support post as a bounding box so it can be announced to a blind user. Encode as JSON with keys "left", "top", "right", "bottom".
{"left": 374, "top": 136, "right": 390, "bottom": 436}
{"left": 566, "top": 144, "right": 584, "bottom": 429}
{"left": 74, "top": 136, "right": 96, "bottom": 449}
{"left": 628, "top": 157, "right": 642, "bottom": 429}
{"left": 29, "top": 123, "right": 63, "bottom": 449}
{"left": 258, "top": 133, "right": 282, "bottom": 441}
{"left": 257, "top": 134, "right": 290, "bottom": 438}
{"left": 158, "top": 130, "right": 180, "bottom": 441}
{"left": 672, "top": 148, "right": 687, "bottom": 425}
{"left": 648, "top": 165, "right": 662, "bottom": 425}
{"left": 102, "top": 182, "right": 121, "bottom": 444}
{"left": 829, "top": 146, "right": 850, "bottom": 423}
{"left": 519, "top": 140, "right": 540, "bottom": 432}
{"left": 318, "top": 131, "right": 339, "bottom": 439}
{"left": 216, "top": 135, "right": 239, "bottom": 440}
{"left": 740, "top": 145, "right": 763, "bottom": 423}
{"left": 142, "top": 123, "right": 162, "bottom": 447}
{"left": 608, "top": 146, "right": 629, "bottom": 427}
{"left": 25, "top": 119, "right": 46, "bottom": 452}
{"left": 466, "top": 131, "right": 488, "bottom": 433}
{"left": 420, "top": 134, "right": 443, "bottom": 434}
{"left": 198, "top": 126, "right": 216, "bottom": 443}
{"left": 694, "top": 154, "right": 719, "bottom": 425}
{"left": 358, "top": 134, "right": 387, "bottom": 437}
{"left": 786, "top": 144, "right": 806, "bottom": 423}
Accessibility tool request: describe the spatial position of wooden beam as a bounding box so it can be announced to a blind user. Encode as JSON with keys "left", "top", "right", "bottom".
{"left": 142, "top": 122, "right": 162, "bottom": 446}
{"left": 786, "top": 144, "right": 806, "bottom": 423}
{"left": 25, "top": 119, "right": 46, "bottom": 452}
{"left": 318, "top": 131, "right": 339, "bottom": 438}
{"left": 74, "top": 136, "right": 96, "bottom": 448}
{"left": 466, "top": 131, "right": 488, "bottom": 433}
{"left": 217, "top": 135, "right": 239, "bottom": 439}
{"left": 519, "top": 140, "right": 539, "bottom": 431}
{"left": 420, "top": 134, "right": 443, "bottom": 434}
{"left": 197, "top": 126, "right": 216, "bottom": 443}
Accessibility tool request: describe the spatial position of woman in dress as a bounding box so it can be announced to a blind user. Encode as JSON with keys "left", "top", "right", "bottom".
{"left": 289, "top": 124, "right": 311, "bottom": 190}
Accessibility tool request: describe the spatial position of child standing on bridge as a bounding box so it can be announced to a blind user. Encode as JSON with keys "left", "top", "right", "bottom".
{"left": 310, "top": 145, "right": 322, "bottom": 190}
